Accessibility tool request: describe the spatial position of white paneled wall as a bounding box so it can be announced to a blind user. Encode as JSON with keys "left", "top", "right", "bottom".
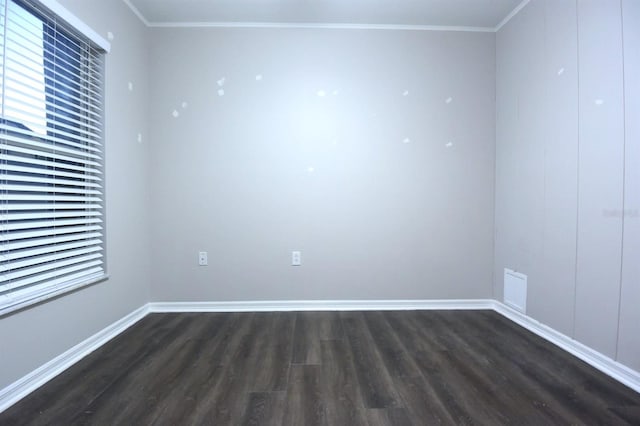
{"left": 495, "top": 0, "right": 640, "bottom": 370}
{"left": 574, "top": 0, "right": 625, "bottom": 358}
{"left": 618, "top": 0, "right": 640, "bottom": 370}
{"left": 540, "top": 0, "right": 579, "bottom": 338}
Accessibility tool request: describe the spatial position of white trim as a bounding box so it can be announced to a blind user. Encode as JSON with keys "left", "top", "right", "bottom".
{"left": 37, "top": 0, "right": 111, "bottom": 52}
{"left": 121, "top": 0, "right": 150, "bottom": 27}
{"left": 121, "top": 0, "right": 530, "bottom": 32}
{"left": 494, "top": 0, "right": 530, "bottom": 32}
{"left": 0, "top": 274, "right": 109, "bottom": 318}
{"left": 0, "top": 304, "right": 149, "bottom": 413}
{"left": 493, "top": 301, "right": 640, "bottom": 394}
{"left": 119, "top": 1, "right": 521, "bottom": 32}
{"left": 148, "top": 299, "right": 495, "bottom": 313}
{"left": 144, "top": 21, "right": 494, "bottom": 32}
{"left": 2, "top": 299, "right": 638, "bottom": 414}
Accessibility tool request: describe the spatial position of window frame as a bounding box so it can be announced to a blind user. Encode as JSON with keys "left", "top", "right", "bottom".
{"left": 0, "top": 0, "right": 110, "bottom": 316}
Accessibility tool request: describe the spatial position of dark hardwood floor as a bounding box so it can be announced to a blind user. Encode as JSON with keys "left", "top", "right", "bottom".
{"left": 1, "top": 310, "right": 639, "bottom": 425}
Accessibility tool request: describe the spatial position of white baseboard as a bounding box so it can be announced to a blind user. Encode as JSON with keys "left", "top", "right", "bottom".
{"left": 148, "top": 299, "right": 639, "bottom": 394}
{"left": 0, "top": 304, "right": 150, "bottom": 414}
{"left": 2, "top": 298, "right": 638, "bottom": 415}
{"left": 493, "top": 301, "right": 640, "bottom": 394}
{"left": 148, "top": 299, "right": 495, "bottom": 313}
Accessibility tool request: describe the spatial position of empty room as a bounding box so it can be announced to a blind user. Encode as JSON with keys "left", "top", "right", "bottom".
{"left": 0, "top": 0, "right": 639, "bottom": 424}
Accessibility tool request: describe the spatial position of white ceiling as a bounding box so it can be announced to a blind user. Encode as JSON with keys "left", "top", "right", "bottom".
{"left": 124, "top": 0, "right": 527, "bottom": 30}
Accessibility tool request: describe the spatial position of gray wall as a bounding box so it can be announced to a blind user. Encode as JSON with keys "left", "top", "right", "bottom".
{"left": 4, "top": 0, "right": 636, "bottom": 398}
{"left": 494, "top": 0, "right": 640, "bottom": 370}
{"left": 147, "top": 28, "right": 496, "bottom": 302}
{"left": 0, "top": 0, "right": 151, "bottom": 389}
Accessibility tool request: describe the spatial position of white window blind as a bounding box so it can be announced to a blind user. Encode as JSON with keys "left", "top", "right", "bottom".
{"left": 0, "top": 0, "right": 108, "bottom": 316}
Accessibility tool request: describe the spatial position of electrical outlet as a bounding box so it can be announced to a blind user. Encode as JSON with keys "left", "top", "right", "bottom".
{"left": 198, "top": 251, "right": 208, "bottom": 266}
{"left": 291, "top": 251, "right": 301, "bottom": 266}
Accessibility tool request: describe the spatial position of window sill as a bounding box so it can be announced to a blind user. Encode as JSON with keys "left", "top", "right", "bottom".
{"left": 0, "top": 274, "right": 110, "bottom": 318}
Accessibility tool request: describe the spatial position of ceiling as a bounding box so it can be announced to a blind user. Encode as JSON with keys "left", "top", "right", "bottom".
{"left": 124, "top": 0, "right": 527, "bottom": 30}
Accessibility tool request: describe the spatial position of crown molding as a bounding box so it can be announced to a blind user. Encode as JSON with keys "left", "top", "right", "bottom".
{"left": 145, "top": 21, "right": 494, "bottom": 32}
{"left": 122, "top": 0, "right": 529, "bottom": 32}
{"left": 122, "top": 0, "right": 150, "bottom": 27}
{"left": 494, "top": 0, "right": 530, "bottom": 31}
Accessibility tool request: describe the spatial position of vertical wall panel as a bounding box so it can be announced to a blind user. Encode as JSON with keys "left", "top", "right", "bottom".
{"left": 493, "top": 0, "right": 546, "bottom": 306}
{"left": 497, "top": 0, "right": 637, "bottom": 371}
{"left": 536, "top": 0, "right": 579, "bottom": 337}
{"left": 493, "top": 15, "right": 520, "bottom": 303}
{"left": 575, "top": 0, "right": 625, "bottom": 357}
{"left": 617, "top": 0, "right": 640, "bottom": 371}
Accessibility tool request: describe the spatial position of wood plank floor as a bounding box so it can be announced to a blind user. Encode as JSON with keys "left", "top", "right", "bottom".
{"left": 1, "top": 310, "right": 639, "bottom": 425}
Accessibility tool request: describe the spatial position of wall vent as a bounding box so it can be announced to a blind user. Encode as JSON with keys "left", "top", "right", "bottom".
{"left": 504, "top": 268, "right": 527, "bottom": 313}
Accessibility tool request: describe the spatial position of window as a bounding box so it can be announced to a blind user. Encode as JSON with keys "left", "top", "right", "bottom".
{"left": 0, "top": 0, "right": 108, "bottom": 315}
